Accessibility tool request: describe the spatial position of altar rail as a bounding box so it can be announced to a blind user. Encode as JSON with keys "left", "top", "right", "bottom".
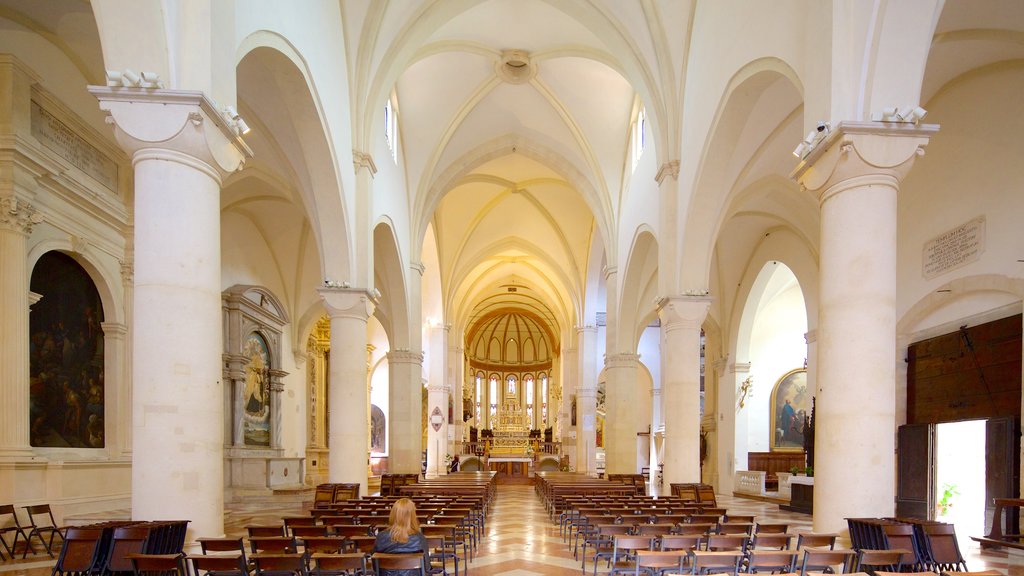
{"left": 735, "top": 470, "right": 766, "bottom": 496}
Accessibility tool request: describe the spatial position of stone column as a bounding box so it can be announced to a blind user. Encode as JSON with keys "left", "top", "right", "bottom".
{"left": 576, "top": 325, "right": 598, "bottom": 474}
{"left": 0, "top": 198, "right": 43, "bottom": 459}
{"left": 718, "top": 360, "right": 750, "bottom": 494}
{"left": 100, "top": 322, "right": 129, "bottom": 457}
{"left": 792, "top": 122, "right": 935, "bottom": 533}
{"left": 118, "top": 259, "right": 134, "bottom": 456}
{"left": 425, "top": 323, "right": 448, "bottom": 477}
{"left": 604, "top": 352, "right": 640, "bottom": 474}
{"left": 388, "top": 349, "right": 424, "bottom": 474}
{"left": 561, "top": 346, "right": 578, "bottom": 467}
{"left": 91, "top": 86, "right": 250, "bottom": 539}
{"left": 657, "top": 295, "right": 711, "bottom": 486}
{"left": 319, "top": 288, "right": 375, "bottom": 495}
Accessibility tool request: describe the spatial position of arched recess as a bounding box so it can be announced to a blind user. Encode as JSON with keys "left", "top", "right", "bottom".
{"left": 27, "top": 243, "right": 122, "bottom": 326}
{"left": 357, "top": 0, "right": 669, "bottom": 168}
{"left": 680, "top": 58, "right": 804, "bottom": 292}
{"left": 615, "top": 228, "right": 658, "bottom": 353}
{"left": 414, "top": 133, "right": 613, "bottom": 263}
{"left": 373, "top": 220, "right": 410, "bottom": 349}
{"left": 235, "top": 33, "right": 352, "bottom": 283}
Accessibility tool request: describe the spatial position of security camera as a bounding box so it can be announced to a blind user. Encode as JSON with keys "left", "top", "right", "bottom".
{"left": 816, "top": 122, "right": 828, "bottom": 132}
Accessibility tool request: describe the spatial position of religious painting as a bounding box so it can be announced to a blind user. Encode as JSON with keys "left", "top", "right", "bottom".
{"left": 370, "top": 404, "right": 386, "bottom": 454}
{"left": 29, "top": 251, "right": 105, "bottom": 448}
{"left": 770, "top": 368, "right": 809, "bottom": 452}
{"left": 570, "top": 394, "right": 577, "bottom": 427}
{"left": 242, "top": 333, "right": 271, "bottom": 446}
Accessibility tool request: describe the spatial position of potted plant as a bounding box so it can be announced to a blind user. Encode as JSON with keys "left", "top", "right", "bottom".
{"left": 789, "top": 465, "right": 802, "bottom": 476}
{"left": 804, "top": 466, "right": 814, "bottom": 477}
{"left": 937, "top": 483, "right": 959, "bottom": 516}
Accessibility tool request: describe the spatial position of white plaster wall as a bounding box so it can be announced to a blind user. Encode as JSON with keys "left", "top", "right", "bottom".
{"left": 746, "top": 269, "right": 807, "bottom": 454}
{"left": 897, "top": 64, "right": 1024, "bottom": 331}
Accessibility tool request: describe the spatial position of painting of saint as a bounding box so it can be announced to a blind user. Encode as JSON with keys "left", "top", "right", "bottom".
{"left": 770, "top": 369, "right": 808, "bottom": 451}
{"left": 242, "top": 333, "right": 271, "bottom": 446}
{"left": 370, "top": 404, "right": 386, "bottom": 453}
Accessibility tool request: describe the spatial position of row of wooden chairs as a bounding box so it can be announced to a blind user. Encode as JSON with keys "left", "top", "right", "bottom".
{"left": 123, "top": 551, "right": 431, "bottom": 576}
{"left": 0, "top": 503, "right": 65, "bottom": 559}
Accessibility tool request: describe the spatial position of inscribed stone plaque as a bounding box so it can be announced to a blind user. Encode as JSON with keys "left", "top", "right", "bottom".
{"left": 923, "top": 216, "right": 985, "bottom": 279}
{"left": 31, "top": 101, "right": 118, "bottom": 192}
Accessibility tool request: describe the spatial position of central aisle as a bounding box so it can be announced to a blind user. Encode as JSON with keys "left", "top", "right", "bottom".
{"left": 472, "top": 484, "right": 579, "bottom": 574}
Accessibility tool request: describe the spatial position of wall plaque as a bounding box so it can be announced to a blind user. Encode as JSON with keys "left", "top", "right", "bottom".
{"left": 31, "top": 100, "right": 118, "bottom": 192}
{"left": 923, "top": 216, "right": 985, "bottom": 279}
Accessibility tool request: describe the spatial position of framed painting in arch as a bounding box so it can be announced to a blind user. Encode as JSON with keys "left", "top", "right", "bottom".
{"left": 769, "top": 368, "right": 809, "bottom": 452}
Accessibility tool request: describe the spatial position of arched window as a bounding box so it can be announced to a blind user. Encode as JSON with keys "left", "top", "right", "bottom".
{"left": 29, "top": 251, "right": 105, "bottom": 448}
{"left": 475, "top": 374, "right": 482, "bottom": 425}
{"left": 525, "top": 374, "right": 535, "bottom": 426}
{"left": 541, "top": 374, "right": 548, "bottom": 425}
{"left": 489, "top": 376, "right": 498, "bottom": 422}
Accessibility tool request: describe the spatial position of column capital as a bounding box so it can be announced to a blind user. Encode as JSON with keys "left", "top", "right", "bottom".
{"left": 0, "top": 197, "right": 44, "bottom": 235}
{"left": 387, "top": 349, "right": 424, "bottom": 365}
{"left": 101, "top": 321, "right": 128, "bottom": 338}
{"left": 318, "top": 287, "right": 377, "bottom": 321}
{"left": 791, "top": 121, "right": 938, "bottom": 203}
{"left": 605, "top": 352, "right": 640, "bottom": 369}
{"left": 655, "top": 159, "right": 680, "bottom": 184}
{"left": 89, "top": 87, "right": 253, "bottom": 184}
{"left": 657, "top": 295, "right": 712, "bottom": 329}
{"left": 602, "top": 265, "right": 617, "bottom": 280}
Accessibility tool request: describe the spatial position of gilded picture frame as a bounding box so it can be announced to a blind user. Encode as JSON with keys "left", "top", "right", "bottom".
{"left": 769, "top": 368, "right": 809, "bottom": 452}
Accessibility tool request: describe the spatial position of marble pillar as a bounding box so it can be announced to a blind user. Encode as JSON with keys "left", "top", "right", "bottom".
{"left": 0, "top": 198, "right": 42, "bottom": 459}
{"left": 576, "top": 325, "right": 598, "bottom": 474}
{"left": 425, "top": 323, "right": 448, "bottom": 477}
{"left": 657, "top": 295, "right": 711, "bottom": 486}
{"left": 604, "top": 352, "right": 640, "bottom": 474}
{"left": 792, "top": 121, "right": 935, "bottom": 533}
{"left": 718, "top": 361, "right": 750, "bottom": 494}
{"left": 388, "top": 349, "right": 424, "bottom": 474}
{"left": 91, "top": 86, "right": 250, "bottom": 539}
{"left": 319, "top": 288, "right": 375, "bottom": 495}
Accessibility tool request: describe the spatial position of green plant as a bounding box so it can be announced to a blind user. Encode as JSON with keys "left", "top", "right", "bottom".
{"left": 937, "top": 483, "right": 960, "bottom": 516}
{"left": 789, "top": 466, "right": 801, "bottom": 475}
{"left": 804, "top": 466, "right": 814, "bottom": 477}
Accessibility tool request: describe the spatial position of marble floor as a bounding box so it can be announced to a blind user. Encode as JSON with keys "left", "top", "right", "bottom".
{"left": 2, "top": 483, "right": 1021, "bottom": 575}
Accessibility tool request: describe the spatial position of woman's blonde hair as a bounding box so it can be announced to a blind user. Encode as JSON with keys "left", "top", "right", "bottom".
{"left": 387, "top": 498, "right": 421, "bottom": 543}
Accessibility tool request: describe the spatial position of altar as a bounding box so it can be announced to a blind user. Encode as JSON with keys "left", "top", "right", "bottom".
{"left": 487, "top": 456, "right": 532, "bottom": 477}
{"left": 486, "top": 399, "right": 534, "bottom": 477}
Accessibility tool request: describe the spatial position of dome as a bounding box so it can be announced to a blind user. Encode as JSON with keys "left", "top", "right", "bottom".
{"left": 466, "top": 308, "right": 557, "bottom": 370}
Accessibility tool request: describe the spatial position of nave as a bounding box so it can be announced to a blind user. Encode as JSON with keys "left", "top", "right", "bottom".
{"left": 2, "top": 487, "right": 1016, "bottom": 576}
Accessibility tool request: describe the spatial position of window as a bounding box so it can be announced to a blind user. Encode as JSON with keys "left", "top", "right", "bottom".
{"left": 489, "top": 376, "right": 498, "bottom": 421}
{"left": 475, "top": 375, "right": 482, "bottom": 425}
{"left": 525, "top": 375, "right": 534, "bottom": 425}
{"left": 541, "top": 375, "right": 548, "bottom": 425}
{"left": 384, "top": 97, "right": 398, "bottom": 163}
{"left": 631, "top": 105, "right": 646, "bottom": 172}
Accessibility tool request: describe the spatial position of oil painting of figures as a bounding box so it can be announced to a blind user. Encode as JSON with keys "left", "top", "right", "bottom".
{"left": 29, "top": 252, "right": 105, "bottom": 448}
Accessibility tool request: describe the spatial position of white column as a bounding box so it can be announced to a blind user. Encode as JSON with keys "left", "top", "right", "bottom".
{"left": 319, "top": 288, "right": 375, "bottom": 495}
{"left": 576, "top": 326, "right": 598, "bottom": 474}
{"left": 718, "top": 360, "right": 750, "bottom": 494}
{"left": 92, "top": 86, "right": 250, "bottom": 540}
{"left": 100, "top": 322, "right": 129, "bottom": 458}
{"left": 426, "top": 323, "right": 448, "bottom": 477}
{"left": 0, "top": 198, "right": 42, "bottom": 459}
{"left": 118, "top": 260, "right": 134, "bottom": 456}
{"left": 561, "top": 346, "right": 577, "bottom": 467}
{"left": 793, "top": 122, "right": 935, "bottom": 533}
{"left": 604, "top": 352, "right": 639, "bottom": 474}
{"left": 388, "top": 350, "right": 424, "bottom": 474}
{"left": 658, "top": 296, "right": 711, "bottom": 486}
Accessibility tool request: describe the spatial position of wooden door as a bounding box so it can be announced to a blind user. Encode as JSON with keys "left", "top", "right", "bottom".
{"left": 985, "top": 417, "right": 1021, "bottom": 536}
{"left": 896, "top": 423, "right": 934, "bottom": 519}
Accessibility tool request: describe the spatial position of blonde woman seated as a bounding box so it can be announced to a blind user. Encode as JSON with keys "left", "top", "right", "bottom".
{"left": 373, "top": 498, "right": 427, "bottom": 576}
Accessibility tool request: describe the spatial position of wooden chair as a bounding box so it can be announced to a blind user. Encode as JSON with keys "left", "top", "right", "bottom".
{"left": 0, "top": 505, "right": 31, "bottom": 560}
{"left": 690, "top": 550, "right": 744, "bottom": 575}
{"left": 307, "top": 552, "right": 367, "bottom": 576}
{"left": 678, "top": 523, "right": 716, "bottom": 537}
{"left": 329, "top": 525, "right": 370, "bottom": 538}
{"left": 635, "top": 549, "right": 688, "bottom": 575}
{"left": 103, "top": 526, "right": 152, "bottom": 576}
{"left": 606, "top": 535, "right": 654, "bottom": 576}
{"left": 197, "top": 537, "right": 249, "bottom": 573}
{"left": 250, "top": 537, "right": 298, "bottom": 555}
{"left": 744, "top": 550, "right": 799, "bottom": 573}
{"left": 922, "top": 523, "right": 968, "bottom": 573}
{"left": 423, "top": 535, "right": 455, "bottom": 576}
{"left": 190, "top": 554, "right": 250, "bottom": 576}
{"left": 51, "top": 527, "right": 103, "bottom": 576}
{"left": 718, "top": 523, "right": 754, "bottom": 536}
{"left": 856, "top": 548, "right": 911, "bottom": 575}
{"left": 749, "top": 533, "right": 794, "bottom": 550}
{"left": 796, "top": 532, "right": 837, "bottom": 550}
{"left": 421, "top": 525, "right": 466, "bottom": 572}
{"left": 248, "top": 526, "right": 286, "bottom": 538}
{"left": 252, "top": 553, "right": 308, "bottom": 576}
{"left": 881, "top": 525, "right": 923, "bottom": 571}
{"left": 370, "top": 552, "right": 425, "bottom": 575}
{"left": 799, "top": 548, "right": 857, "bottom": 575}
{"left": 302, "top": 537, "right": 346, "bottom": 556}
{"left": 705, "top": 534, "right": 748, "bottom": 552}
{"left": 126, "top": 553, "right": 188, "bottom": 576}
{"left": 24, "top": 504, "right": 65, "bottom": 558}
{"left": 754, "top": 523, "right": 789, "bottom": 534}
{"left": 585, "top": 524, "right": 633, "bottom": 574}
